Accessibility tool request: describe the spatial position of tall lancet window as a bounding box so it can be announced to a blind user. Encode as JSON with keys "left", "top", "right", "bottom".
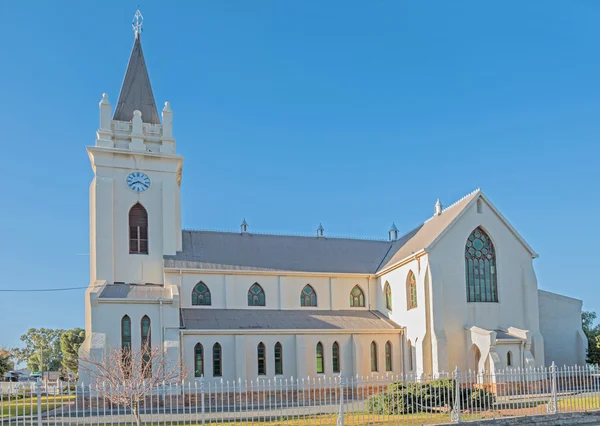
{"left": 129, "top": 203, "right": 148, "bottom": 254}
{"left": 141, "top": 315, "right": 151, "bottom": 378}
{"left": 465, "top": 227, "right": 498, "bottom": 302}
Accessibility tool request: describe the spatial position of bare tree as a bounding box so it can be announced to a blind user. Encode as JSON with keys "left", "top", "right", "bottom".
{"left": 80, "top": 344, "right": 185, "bottom": 426}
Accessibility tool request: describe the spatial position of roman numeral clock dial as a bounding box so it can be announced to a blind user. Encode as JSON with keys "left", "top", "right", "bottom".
{"left": 126, "top": 171, "right": 151, "bottom": 193}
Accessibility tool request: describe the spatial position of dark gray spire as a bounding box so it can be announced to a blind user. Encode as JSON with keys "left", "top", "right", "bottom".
{"left": 113, "top": 33, "right": 160, "bottom": 124}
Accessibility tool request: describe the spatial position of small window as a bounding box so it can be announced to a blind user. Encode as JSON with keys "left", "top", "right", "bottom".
{"left": 213, "top": 343, "right": 222, "bottom": 377}
{"left": 274, "top": 342, "right": 283, "bottom": 375}
{"left": 408, "top": 340, "right": 414, "bottom": 371}
{"left": 370, "top": 341, "right": 378, "bottom": 372}
{"left": 385, "top": 341, "right": 392, "bottom": 372}
{"left": 507, "top": 351, "right": 512, "bottom": 367}
{"left": 316, "top": 342, "right": 324, "bottom": 374}
{"left": 384, "top": 282, "right": 392, "bottom": 311}
{"left": 300, "top": 284, "right": 317, "bottom": 307}
{"left": 194, "top": 343, "right": 204, "bottom": 377}
{"left": 257, "top": 342, "right": 266, "bottom": 376}
{"left": 129, "top": 203, "right": 148, "bottom": 254}
{"left": 141, "top": 315, "right": 151, "bottom": 377}
{"left": 332, "top": 342, "right": 340, "bottom": 373}
{"left": 476, "top": 198, "right": 483, "bottom": 214}
{"left": 192, "top": 282, "right": 212, "bottom": 306}
{"left": 248, "top": 283, "right": 266, "bottom": 306}
{"left": 350, "top": 285, "right": 365, "bottom": 307}
{"left": 407, "top": 271, "right": 417, "bottom": 310}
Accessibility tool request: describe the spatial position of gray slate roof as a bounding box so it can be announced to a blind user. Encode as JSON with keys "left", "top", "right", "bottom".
{"left": 181, "top": 309, "right": 401, "bottom": 331}
{"left": 99, "top": 283, "right": 168, "bottom": 300}
{"left": 113, "top": 34, "right": 160, "bottom": 124}
{"left": 494, "top": 330, "right": 523, "bottom": 341}
{"left": 164, "top": 190, "right": 483, "bottom": 274}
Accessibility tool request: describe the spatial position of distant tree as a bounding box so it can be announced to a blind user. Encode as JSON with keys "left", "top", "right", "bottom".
{"left": 60, "top": 328, "right": 85, "bottom": 377}
{"left": 80, "top": 344, "right": 184, "bottom": 426}
{"left": 582, "top": 311, "right": 600, "bottom": 364}
{"left": 13, "top": 328, "right": 64, "bottom": 372}
{"left": 0, "top": 348, "right": 15, "bottom": 372}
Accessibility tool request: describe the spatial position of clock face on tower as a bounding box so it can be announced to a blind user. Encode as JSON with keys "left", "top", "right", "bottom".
{"left": 126, "top": 171, "right": 151, "bottom": 192}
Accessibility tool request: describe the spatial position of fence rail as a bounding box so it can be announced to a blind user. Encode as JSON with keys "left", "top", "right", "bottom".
{"left": 1, "top": 363, "right": 599, "bottom": 425}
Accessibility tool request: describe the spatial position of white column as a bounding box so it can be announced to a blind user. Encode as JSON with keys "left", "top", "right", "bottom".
{"left": 130, "top": 110, "right": 145, "bottom": 151}
{"left": 96, "top": 94, "right": 114, "bottom": 148}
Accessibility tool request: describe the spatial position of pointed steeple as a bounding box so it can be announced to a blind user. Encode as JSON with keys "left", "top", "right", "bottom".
{"left": 113, "top": 10, "right": 160, "bottom": 124}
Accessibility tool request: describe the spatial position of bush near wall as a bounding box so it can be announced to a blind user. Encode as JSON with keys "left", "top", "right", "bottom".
{"left": 365, "top": 379, "right": 495, "bottom": 415}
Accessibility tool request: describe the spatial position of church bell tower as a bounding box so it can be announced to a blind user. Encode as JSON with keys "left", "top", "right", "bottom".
{"left": 87, "top": 10, "right": 183, "bottom": 286}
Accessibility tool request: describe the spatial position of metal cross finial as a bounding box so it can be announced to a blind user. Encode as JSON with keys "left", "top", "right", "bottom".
{"left": 132, "top": 9, "right": 144, "bottom": 35}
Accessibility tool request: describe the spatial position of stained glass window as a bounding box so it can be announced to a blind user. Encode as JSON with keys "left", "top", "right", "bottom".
{"left": 257, "top": 343, "right": 266, "bottom": 375}
{"left": 370, "top": 341, "right": 378, "bottom": 372}
{"left": 141, "top": 315, "right": 151, "bottom": 377}
{"left": 385, "top": 282, "right": 392, "bottom": 310}
{"left": 274, "top": 342, "right": 283, "bottom": 375}
{"left": 300, "top": 284, "right": 317, "bottom": 307}
{"left": 332, "top": 342, "right": 340, "bottom": 373}
{"left": 349, "top": 285, "right": 365, "bottom": 307}
{"left": 194, "top": 343, "right": 204, "bottom": 377}
{"left": 316, "top": 342, "right": 324, "bottom": 374}
{"left": 121, "top": 315, "right": 131, "bottom": 351}
{"left": 248, "top": 283, "right": 266, "bottom": 306}
{"left": 213, "top": 343, "right": 222, "bottom": 377}
{"left": 407, "top": 271, "right": 417, "bottom": 309}
{"left": 192, "top": 282, "right": 211, "bottom": 306}
{"left": 385, "top": 341, "right": 392, "bottom": 372}
{"left": 465, "top": 227, "right": 498, "bottom": 302}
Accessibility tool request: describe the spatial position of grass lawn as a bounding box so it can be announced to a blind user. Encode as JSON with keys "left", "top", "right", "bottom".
{"left": 0, "top": 395, "right": 75, "bottom": 418}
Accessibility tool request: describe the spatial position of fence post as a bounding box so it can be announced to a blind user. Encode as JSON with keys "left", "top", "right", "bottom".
{"left": 451, "top": 366, "right": 461, "bottom": 423}
{"left": 36, "top": 377, "right": 42, "bottom": 426}
{"left": 200, "top": 376, "right": 205, "bottom": 426}
{"left": 337, "top": 372, "right": 344, "bottom": 426}
{"left": 547, "top": 362, "right": 558, "bottom": 414}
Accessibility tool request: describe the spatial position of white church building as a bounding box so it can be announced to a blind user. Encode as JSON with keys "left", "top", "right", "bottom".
{"left": 79, "top": 22, "right": 587, "bottom": 383}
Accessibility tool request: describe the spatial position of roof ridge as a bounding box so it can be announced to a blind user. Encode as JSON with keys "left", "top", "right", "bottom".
{"left": 182, "top": 228, "right": 390, "bottom": 242}
{"left": 423, "top": 188, "right": 480, "bottom": 224}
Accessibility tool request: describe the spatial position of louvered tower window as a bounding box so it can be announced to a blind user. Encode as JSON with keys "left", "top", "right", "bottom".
{"left": 129, "top": 203, "right": 148, "bottom": 254}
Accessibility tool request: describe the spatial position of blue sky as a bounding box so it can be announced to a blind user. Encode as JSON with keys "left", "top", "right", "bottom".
{"left": 0, "top": 1, "right": 599, "bottom": 348}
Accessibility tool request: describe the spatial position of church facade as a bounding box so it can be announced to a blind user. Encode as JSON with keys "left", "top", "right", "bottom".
{"left": 79, "top": 28, "right": 587, "bottom": 384}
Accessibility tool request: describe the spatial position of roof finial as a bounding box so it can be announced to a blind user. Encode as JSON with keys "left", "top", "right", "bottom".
{"left": 317, "top": 223, "right": 325, "bottom": 238}
{"left": 241, "top": 219, "right": 249, "bottom": 234}
{"left": 388, "top": 222, "right": 399, "bottom": 241}
{"left": 435, "top": 198, "right": 443, "bottom": 216}
{"left": 132, "top": 9, "right": 143, "bottom": 38}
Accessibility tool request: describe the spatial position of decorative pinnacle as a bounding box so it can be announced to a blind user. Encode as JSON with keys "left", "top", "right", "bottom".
{"left": 132, "top": 9, "right": 144, "bottom": 37}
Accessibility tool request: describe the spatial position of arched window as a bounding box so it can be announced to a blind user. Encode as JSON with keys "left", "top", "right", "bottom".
{"left": 407, "top": 340, "right": 413, "bottom": 371}
{"left": 465, "top": 227, "right": 498, "bottom": 302}
{"left": 257, "top": 342, "right": 266, "bottom": 375}
{"left": 370, "top": 341, "right": 378, "bottom": 372}
{"left": 121, "top": 315, "right": 132, "bottom": 351}
{"left": 316, "top": 342, "right": 324, "bottom": 374}
{"left": 407, "top": 271, "right": 417, "bottom": 310}
{"left": 212, "top": 343, "right": 222, "bottom": 377}
{"left": 385, "top": 341, "right": 392, "bottom": 372}
{"left": 384, "top": 282, "right": 392, "bottom": 311}
{"left": 332, "top": 342, "right": 340, "bottom": 373}
{"left": 194, "top": 343, "right": 204, "bottom": 377}
{"left": 507, "top": 351, "right": 512, "bottom": 367}
{"left": 129, "top": 203, "right": 148, "bottom": 254}
{"left": 300, "top": 284, "right": 317, "bottom": 307}
{"left": 349, "top": 285, "right": 365, "bottom": 307}
{"left": 192, "top": 282, "right": 211, "bottom": 306}
{"left": 141, "top": 315, "right": 151, "bottom": 377}
{"left": 274, "top": 342, "right": 283, "bottom": 375}
{"left": 248, "top": 283, "right": 266, "bottom": 306}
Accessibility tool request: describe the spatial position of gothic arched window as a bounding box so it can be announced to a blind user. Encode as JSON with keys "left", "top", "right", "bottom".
{"left": 212, "top": 343, "right": 222, "bottom": 377}
{"left": 274, "top": 342, "right": 283, "bottom": 375}
{"left": 192, "top": 282, "right": 211, "bottom": 306}
{"left": 248, "top": 283, "right": 266, "bottom": 306}
{"left": 507, "top": 351, "right": 513, "bottom": 367}
{"left": 349, "top": 285, "right": 365, "bottom": 307}
{"left": 257, "top": 342, "right": 266, "bottom": 376}
{"left": 121, "top": 315, "right": 131, "bottom": 351}
{"left": 370, "top": 341, "right": 378, "bottom": 372}
{"left": 465, "top": 227, "right": 498, "bottom": 302}
{"left": 385, "top": 341, "right": 392, "bottom": 372}
{"left": 316, "top": 342, "right": 325, "bottom": 374}
{"left": 300, "top": 284, "right": 317, "bottom": 307}
{"left": 384, "top": 282, "right": 392, "bottom": 311}
{"left": 129, "top": 203, "right": 148, "bottom": 254}
{"left": 141, "top": 315, "right": 151, "bottom": 377}
{"left": 194, "top": 343, "right": 204, "bottom": 377}
{"left": 407, "top": 271, "right": 417, "bottom": 310}
{"left": 332, "top": 342, "right": 340, "bottom": 373}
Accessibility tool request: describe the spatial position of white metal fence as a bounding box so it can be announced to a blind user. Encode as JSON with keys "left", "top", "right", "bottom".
{"left": 1, "top": 363, "right": 599, "bottom": 425}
